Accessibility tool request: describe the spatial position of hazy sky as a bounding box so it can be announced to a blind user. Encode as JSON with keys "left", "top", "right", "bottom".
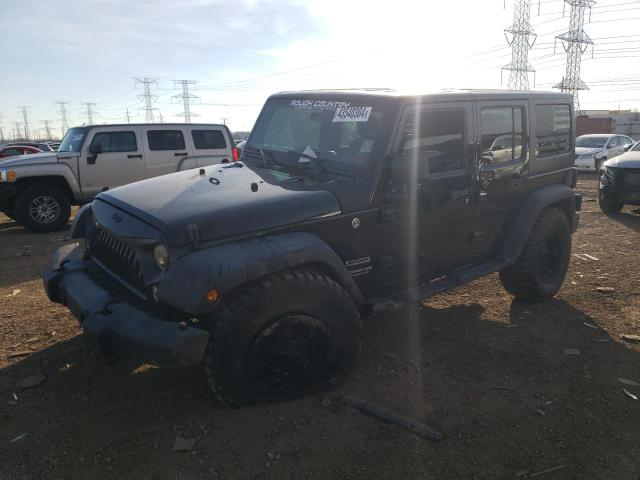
{"left": 1, "top": 0, "right": 639, "bottom": 138}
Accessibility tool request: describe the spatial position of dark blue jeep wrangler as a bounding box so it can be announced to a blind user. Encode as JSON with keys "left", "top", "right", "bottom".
{"left": 43, "top": 89, "right": 581, "bottom": 404}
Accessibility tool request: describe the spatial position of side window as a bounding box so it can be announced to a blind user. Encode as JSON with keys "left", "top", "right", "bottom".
{"left": 480, "top": 107, "right": 525, "bottom": 164}
{"left": 89, "top": 131, "right": 137, "bottom": 153}
{"left": 535, "top": 104, "right": 571, "bottom": 157}
{"left": 399, "top": 109, "right": 465, "bottom": 174}
{"left": 619, "top": 136, "right": 632, "bottom": 147}
{"left": 608, "top": 137, "right": 619, "bottom": 148}
{"left": 147, "top": 130, "right": 185, "bottom": 151}
{"left": 192, "top": 130, "right": 227, "bottom": 149}
{"left": 3, "top": 148, "right": 22, "bottom": 156}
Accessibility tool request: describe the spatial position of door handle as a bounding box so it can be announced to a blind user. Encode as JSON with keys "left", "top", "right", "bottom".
{"left": 127, "top": 154, "right": 143, "bottom": 159}
{"left": 174, "top": 152, "right": 188, "bottom": 157}
{"left": 477, "top": 191, "right": 488, "bottom": 201}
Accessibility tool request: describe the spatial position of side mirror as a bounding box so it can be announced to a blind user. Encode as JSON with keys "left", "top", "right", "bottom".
{"left": 623, "top": 144, "right": 633, "bottom": 152}
{"left": 87, "top": 144, "right": 103, "bottom": 164}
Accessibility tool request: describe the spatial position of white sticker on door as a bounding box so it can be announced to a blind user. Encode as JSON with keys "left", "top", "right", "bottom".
{"left": 333, "top": 106, "right": 373, "bottom": 123}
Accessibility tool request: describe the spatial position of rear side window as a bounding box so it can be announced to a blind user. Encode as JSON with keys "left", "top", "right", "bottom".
{"left": 192, "top": 130, "right": 227, "bottom": 149}
{"left": 89, "top": 131, "right": 137, "bottom": 153}
{"left": 2, "top": 148, "right": 22, "bottom": 156}
{"left": 400, "top": 109, "right": 465, "bottom": 174}
{"left": 147, "top": 130, "right": 185, "bottom": 151}
{"left": 480, "top": 107, "right": 524, "bottom": 164}
{"left": 535, "top": 104, "right": 571, "bottom": 158}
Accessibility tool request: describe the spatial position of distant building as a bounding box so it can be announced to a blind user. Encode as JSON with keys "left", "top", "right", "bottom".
{"left": 579, "top": 110, "right": 640, "bottom": 140}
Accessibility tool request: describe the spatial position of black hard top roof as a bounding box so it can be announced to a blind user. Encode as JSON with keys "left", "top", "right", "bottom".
{"left": 269, "top": 88, "right": 573, "bottom": 102}
{"left": 72, "top": 123, "right": 227, "bottom": 129}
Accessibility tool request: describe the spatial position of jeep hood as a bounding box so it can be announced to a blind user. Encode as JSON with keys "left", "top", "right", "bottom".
{"left": 0, "top": 152, "right": 59, "bottom": 167}
{"left": 97, "top": 164, "right": 342, "bottom": 246}
{"left": 604, "top": 151, "right": 640, "bottom": 169}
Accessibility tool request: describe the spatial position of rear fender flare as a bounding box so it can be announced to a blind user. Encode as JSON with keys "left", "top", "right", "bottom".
{"left": 156, "top": 232, "right": 363, "bottom": 315}
{"left": 501, "top": 184, "right": 577, "bottom": 261}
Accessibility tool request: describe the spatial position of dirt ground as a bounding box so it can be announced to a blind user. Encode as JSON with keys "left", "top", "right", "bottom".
{"left": 1, "top": 174, "right": 639, "bottom": 480}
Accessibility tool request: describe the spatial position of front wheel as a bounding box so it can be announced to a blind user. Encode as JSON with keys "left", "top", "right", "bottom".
{"left": 14, "top": 186, "right": 71, "bottom": 233}
{"left": 500, "top": 207, "right": 571, "bottom": 302}
{"left": 599, "top": 190, "right": 623, "bottom": 214}
{"left": 204, "top": 269, "right": 362, "bottom": 405}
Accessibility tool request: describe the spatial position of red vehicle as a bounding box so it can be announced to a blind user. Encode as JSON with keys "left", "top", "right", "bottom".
{"left": 0, "top": 144, "right": 43, "bottom": 158}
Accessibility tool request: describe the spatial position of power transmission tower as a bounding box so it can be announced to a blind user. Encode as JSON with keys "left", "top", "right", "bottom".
{"left": 220, "top": 117, "right": 230, "bottom": 125}
{"left": 158, "top": 111, "right": 164, "bottom": 123}
{"left": 13, "top": 122, "right": 22, "bottom": 140}
{"left": 134, "top": 77, "right": 158, "bottom": 123}
{"left": 125, "top": 108, "right": 131, "bottom": 123}
{"left": 554, "top": 0, "right": 595, "bottom": 112}
{"left": 502, "top": 0, "right": 537, "bottom": 90}
{"left": 82, "top": 103, "right": 97, "bottom": 124}
{"left": 18, "top": 106, "right": 31, "bottom": 140}
{"left": 56, "top": 101, "right": 70, "bottom": 137}
{"left": 172, "top": 80, "right": 200, "bottom": 123}
{"left": 42, "top": 120, "right": 53, "bottom": 140}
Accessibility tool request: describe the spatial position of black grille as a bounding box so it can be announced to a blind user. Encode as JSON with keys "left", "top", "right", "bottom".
{"left": 89, "top": 228, "right": 145, "bottom": 294}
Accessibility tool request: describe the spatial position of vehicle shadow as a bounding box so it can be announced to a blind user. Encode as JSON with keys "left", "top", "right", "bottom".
{"left": 605, "top": 209, "right": 640, "bottom": 233}
{"left": 1, "top": 295, "right": 638, "bottom": 479}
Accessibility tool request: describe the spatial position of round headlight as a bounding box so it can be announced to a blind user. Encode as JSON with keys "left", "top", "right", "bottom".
{"left": 153, "top": 244, "right": 169, "bottom": 270}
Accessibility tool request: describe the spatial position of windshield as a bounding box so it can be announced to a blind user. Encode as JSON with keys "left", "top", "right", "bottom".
{"left": 632, "top": 141, "right": 640, "bottom": 151}
{"left": 576, "top": 136, "right": 608, "bottom": 148}
{"left": 58, "top": 127, "right": 88, "bottom": 153}
{"left": 245, "top": 97, "right": 395, "bottom": 176}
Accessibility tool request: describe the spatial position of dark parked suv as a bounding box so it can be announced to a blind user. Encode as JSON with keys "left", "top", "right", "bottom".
{"left": 43, "top": 89, "right": 581, "bottom": 405}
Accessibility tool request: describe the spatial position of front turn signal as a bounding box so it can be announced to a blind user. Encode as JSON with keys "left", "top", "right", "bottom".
{"left": 206, "top": 289, "right": 219, "bottom": 302}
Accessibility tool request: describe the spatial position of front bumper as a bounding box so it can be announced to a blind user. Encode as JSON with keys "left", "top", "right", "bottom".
{"left": 599, "top": 168, "right": 640, "bottom": 205}
{"left": 42, "top": 243, "right": 209, "bottom": 367}
{"left": 0, "top": 183, "right": 19, "bottom": 211}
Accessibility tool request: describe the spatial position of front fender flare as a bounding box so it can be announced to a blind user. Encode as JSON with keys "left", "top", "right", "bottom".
{"left": 156, "top": 232, "right": 363, "bottom": 315}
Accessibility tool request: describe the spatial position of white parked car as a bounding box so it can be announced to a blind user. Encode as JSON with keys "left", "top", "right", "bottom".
{"left": 0, "top": 123, "right": 238, "bottom": 231}
{"left": 574, "top": 134, "right": 634, "bottom": 172}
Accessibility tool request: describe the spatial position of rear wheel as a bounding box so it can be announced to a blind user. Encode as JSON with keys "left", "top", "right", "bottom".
{"left": 204, "top": 268, "right": 361, "bottom": 405}
{"left": 14, "top": 186, "right": 71, "bottom": 233}
{"left": 500, "top": 207, "right": 571, "bottom": 302}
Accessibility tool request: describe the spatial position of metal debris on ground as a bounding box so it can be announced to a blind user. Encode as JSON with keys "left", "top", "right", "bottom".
{"left": 574, "top": 254, "right": 599, "bottom": 261}
{"left": 617, "top": 378, "right": 639, "bottom": 387}
{"left": 595, "top": 287, "right": 616, "bottom": 293}
{"left": 16, "top": 374, "right": 46, "bottom": 390}
{"left": 528, "top": 464, "right": 567, "bottom": 478}
{"left": 7, "top": 351, "right": 32, "bottom": 359}
{"left": 563, "top": 349, "right": 581, "bottom": 356}
{"left": 342, "top": 395, "right": 443, "bottom": 441}
{"left": 620, "top": 334, "right": 640, "bottom": 343}
{"left": 172, "top": 435, "right": 198, "bottom": 452}
{"left": 5, "top": 289, "right": 21, "bottom": 297}
{"left": 9, "top": 432, "right": 28, "bottom": 444}
{"left": 582, "top": 321, "right": 599, "bottom": 330}
{"left": 623, "top": 389, "right": 638, "bottom": 401}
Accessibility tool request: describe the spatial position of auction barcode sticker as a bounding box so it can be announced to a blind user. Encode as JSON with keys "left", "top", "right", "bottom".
{"left": 333, "top": 106, "right": 373, "bottom": 122}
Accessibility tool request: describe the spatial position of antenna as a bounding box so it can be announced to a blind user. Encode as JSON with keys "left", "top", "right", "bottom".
{"left": 134, "top": 77, "right": 158, "bottom": 123}
{"left": 55, "top": 101, "right": 70, "bottom": 137}
{"left": 502, "top": 0, "right": 537, "bottom": 90}
{"left": 172, "top": 80, "right": 200, "bottom": 123}
{"left": 554, "top": 0, "right": 596, "bottom": 112}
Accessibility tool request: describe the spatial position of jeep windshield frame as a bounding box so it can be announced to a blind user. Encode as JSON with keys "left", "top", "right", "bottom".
{"left": 244, "top": 95, "right": 398, "bottom": 178}
{"left": 58, "top": 127, "right": 88, "bottom": 153}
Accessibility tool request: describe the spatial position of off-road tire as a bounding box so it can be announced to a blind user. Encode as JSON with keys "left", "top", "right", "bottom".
{"left": 14, "top": 186, "right": 71, "bottom": 233}
{"left": 204, "top": 268, "right": 361, "bottom": 406}
{"left": 599, "top": 191, "right": 623, "bottom": 214}
{"left": 499, "top": 207, "right": 571, "bottom": 302}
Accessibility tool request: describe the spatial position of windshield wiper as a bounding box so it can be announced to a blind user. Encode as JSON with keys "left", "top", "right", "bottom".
{"left": 259, "top": 147, "right": 275, "bottom": 169}
{"left": 288, "top": 149, "right": 328, "bottom": 176}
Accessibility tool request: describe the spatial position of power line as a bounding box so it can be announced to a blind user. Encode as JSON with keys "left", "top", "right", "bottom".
{"left": 41, "top": 120, "right": 53, "bottom": 139}
{"left": 18, "top": 106, "right": 31, "bottom": 141}
{"left": 82, "top": 102, "right": 97, "bottom": 125}
{"left": 503, "top": 0, "right": 537, "bottom": 89}
{"left": 554, "top": 0, "right": 596, "bottom": 112}
{"left": 55, "top": 101, "right": 70, "bottom": 138}
{"left": 134, "top": 77, "right": 159, "bottom": 123}
{"left": 172, "top": 80, "right": 200, "bottom": 123}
